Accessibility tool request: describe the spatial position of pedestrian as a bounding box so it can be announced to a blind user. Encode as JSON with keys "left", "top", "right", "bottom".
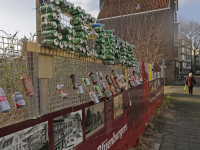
{"left": 185, "top": 73, "right": 196, "bottom": 96}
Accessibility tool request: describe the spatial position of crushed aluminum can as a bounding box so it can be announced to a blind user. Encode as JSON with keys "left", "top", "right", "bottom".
{"left": 94, "top": 85, "right": 103, "bottom": 98}
{"left": 82, "top": 77, "right": 90, "bottom": 86}
{"left": 57, "top": 83, "right": 68, "bottom": 99}
{"left": 89, "top": 72, "right": 97, "bottom": 85}
{"left": 77, "top": 85, "right": 84, "bottom": 95}
{"left": 21, "top": 75, "right": 35, "bottom": 96}
{"left": 89, "top": 92, "right": 99, "bottom": 104}
{"left": 12, "top": 92, "right": 26, "bottom": 109}
{"left": 103, "top": 90, "right": 112, "bottom": 98}
{"left": 96, "top": 71, "right": 103, "bottom": 80}
{"left": 0, "top": 87, "right": 11, "bottom": 113}
{"left": 70, "top": 74, "right": 78, "bottom": 89}
{"left": 99, "top": 82, "right": 106, "bottom": 91}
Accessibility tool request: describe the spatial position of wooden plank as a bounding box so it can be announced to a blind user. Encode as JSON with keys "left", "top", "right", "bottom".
{"left": 38, "top": 54, "right": 47, "bottom": 78}
{"left": 46, "top": 56, "right": 54, "bottom": 79}
{"left": 123, "top": 66, "right": 129, "bottom": 89}
{"left": 39, "top": 79, "right": 49, "bottom": 114}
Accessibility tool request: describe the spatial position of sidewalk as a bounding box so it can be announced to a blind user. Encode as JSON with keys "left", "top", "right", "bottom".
{"left": 149, "top": 86, "right": 200, "bottom": 150}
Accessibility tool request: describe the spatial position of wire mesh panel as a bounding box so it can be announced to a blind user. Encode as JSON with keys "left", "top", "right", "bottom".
{"left": 47, "top": 56, "right": 123, "bottom": 112}
{"left": 0, "top": 35, "right": 40, "bottom": 128}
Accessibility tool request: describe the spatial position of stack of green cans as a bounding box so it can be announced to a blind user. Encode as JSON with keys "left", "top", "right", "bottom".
{"left": 40, "top": 1, "right": 65, "bottom": 49}
{"left": 92, "top": 24, "right": 106, "bottom": 60}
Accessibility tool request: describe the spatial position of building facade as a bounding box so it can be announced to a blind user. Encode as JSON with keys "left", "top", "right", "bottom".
{"left": 178, "top": 37, "right": 192, "bottom": 75}
{"left": 192, "top": 48, "right": 200, "bottom": 74}
{"left": 97, "top": 0, "right": 179, "bottom": 85}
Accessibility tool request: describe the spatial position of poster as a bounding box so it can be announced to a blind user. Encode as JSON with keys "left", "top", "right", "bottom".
{"left": 53, "top": 110, "right": 83, "bottom": 150}
{"left": 0, "top": 122, "right": 49, "bottom": 150}
{"left": 85, "top": 102, "right": 105, "bottom": 139}
{"left": 113, "top": 94, "right": 123, "bottom": 119}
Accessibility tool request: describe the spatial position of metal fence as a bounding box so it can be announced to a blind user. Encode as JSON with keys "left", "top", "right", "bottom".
{"left": 0, "top": 35, "right": 123, "bottom": 128}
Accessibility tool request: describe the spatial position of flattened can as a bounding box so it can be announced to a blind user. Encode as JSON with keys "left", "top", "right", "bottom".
{"left": 89, "top": 72, "right": 97, "bottom": 85}
{"left": 89, "top": 92, "right": 99, "bottom": 104}
{"left": 12, "top": 92, "right": 25, "bottom": 108}
{"left": 103, "top": 90, "right": 112, "bottom": 98}
{"left": 57, "top": 83, "right": 68, "bottom": 99}
{"left": 77, "top": 85, "right": 84, "bottom": 95}
{"left": 96, "top": 71, "right": 103, "bottom": 80}
{"left": 21, "top": 75, "right": 35, "bottom": 96}
{"left": 94, "top": 85, "right": 103, "bottom": 98}
{"left": 0, "top": 88, "right": 11, "bottom": 113}
{"left": 82, "top": 77, "right": 90, "bottom": 86}
{"left": 99, "top": 82, "right": 106, "bottom": 91}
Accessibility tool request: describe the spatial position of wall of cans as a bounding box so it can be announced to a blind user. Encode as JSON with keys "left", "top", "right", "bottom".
{"left": 39, "top": 0, "right": 137, "bottom": 66}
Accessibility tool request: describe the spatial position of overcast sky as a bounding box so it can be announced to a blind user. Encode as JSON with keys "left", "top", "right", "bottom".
{"left": 0, "top": 0, "right": 199, "bottom": 39}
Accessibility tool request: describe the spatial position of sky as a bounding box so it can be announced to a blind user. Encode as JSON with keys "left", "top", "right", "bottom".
{"left": 0, "top": 0, "right": 199, "bottom": 39}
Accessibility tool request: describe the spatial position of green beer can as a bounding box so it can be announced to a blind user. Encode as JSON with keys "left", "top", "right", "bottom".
{"left": 73, "top": 25, "right": 84, "bottom": 31}
{"left": 42, "top": 38, "right": 59, "bottom": 48}
{"left": 105, "top": 55, "right": 115, "bottom": 60}
{"left": 42, "top": 30, "right": 58, "bottom": 39}
{"left": 70, "top": 6, "right": 82, "bottom": 15}
{"left": 104, "top": 60, "right": 115, "bottom": 65}
{"left": 93, "top": 27, "right": 102, "bottom": 33}
{"left": 105, "top": 29, "right": 115, "bottom": 34}
{"left": 61, "top": 27, "right": 72, "bottom": 34}
{"left": 58, "top": 41, "right": 64, "bottom": 49}
{"left": 58, "top": 33, "right": 63, "bottom": 40}
{"left": 75, "top": 32, "right": 84, "bottom": 38}
{"left": 82, "top": 34, "right": 88, "bottom": 40}
{"left": 49, "top": 0, "right": 60, "bottom": 6}
{"left": 74, "top": 38, "right": 83, "bottom": 44}
{"left": 41, "top": 12, "right": 57, "bottom": 22}
{"left": 41, "top": 21, "right": 57, "bottom": 30}
{"left": 70, "top": 17, "right": 83, "bottom": 26}
{"left": 40, "top": 4, "right": 56, "bottom": 14}
{"left": 74, "top": 45, "right": 83, "bottom": 52}
{"left": 61, "top": 41, "right": 68, "bottom": 49}
{"left": 63, "top": 34, "right": 72, "bottom": 41}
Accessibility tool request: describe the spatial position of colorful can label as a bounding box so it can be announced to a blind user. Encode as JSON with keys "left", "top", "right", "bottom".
{"left": 89, "top": 92, "right": 99, "bottom": 104}
{"left": 21, "top": 75, "right": 35, "bottom": 96}
{"left": 12, "top": 92, "right": 25, "bottom": 108}
{"left": 103, "top": 90, "right": 112, "bottom": 98}
{"left": 70, "top": 74, "right": 78, "bottom": 89}
{"left": 129, "top": 80, "right": 135, "bottom": 88}
{"left": 57, "top": 83, "right": 68, "bottom": 99}
{"left": 96, "top": 71, "right": 103, "bottom": 80}
{"left": 94, "top": 85, "right": 103, "bottom": 98}
{"left": 109, "top": 85, "right": 116, "bottom": 95}
{"left": 89, "top": 72, "right": 97, "bottom": 85}
{"left": 111, "top": 70, "right": 117, "bottom": 79}
{"left": 99, "top": 82, "right": 106, "bottom": 90}
{"left": 82, "top": 77, "right": 90, "bottom": 86}
{"left": 106, "top": 75, "right": 113, "bottom": 85}
{"left": 0, "top": 88, "right": 11, "bottom": 113}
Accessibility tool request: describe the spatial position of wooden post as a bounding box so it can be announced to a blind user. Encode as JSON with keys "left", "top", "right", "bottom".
{"left": 123, "top": 66, "right": 129, "bottom": 89}
{"left": 36, "top": 0, "right": 49, "bottom": 115}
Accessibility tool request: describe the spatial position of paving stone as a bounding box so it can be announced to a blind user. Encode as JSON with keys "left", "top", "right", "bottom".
{"left": 191, "top": 147, "right": 200, "bottom": 150}
{"left": 175, "top": 144, "right": 190, "bottom": 150}
{"left": 190, "top": 143, "right": 200, "bottom": 148}
{"left": 176, "top": 137, "right": 190, "bottom": 142}
{"left": 176, "top": 140, "right": 189, "bottom": 146}
{"left": 161, "top": 142, "right": 175, "bottom": 149}
{"left": 190, "top": 139, "right": 200, "bottom": 144}
{"left": 160, "top": 146, "right": 175, "bottom": 150}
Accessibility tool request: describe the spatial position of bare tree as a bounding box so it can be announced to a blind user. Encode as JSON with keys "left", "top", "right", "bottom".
{"left": 179, "top": 17, "right": 200, "bottom": 74}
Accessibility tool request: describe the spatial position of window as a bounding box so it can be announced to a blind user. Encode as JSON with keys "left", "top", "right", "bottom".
{"left": 174, "top": 30, "right": 179, "bottom": 46}
{"left": 174, "top": 11, "right": 178, "bottom": 22}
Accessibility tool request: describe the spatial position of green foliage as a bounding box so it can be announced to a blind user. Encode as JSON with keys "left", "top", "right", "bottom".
{"left": 164, "top": 95, "right": 175, "bottom": 101}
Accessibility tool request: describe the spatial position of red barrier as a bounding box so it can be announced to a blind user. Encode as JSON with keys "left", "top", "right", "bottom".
{"left": 0, "top": 79, "right": 164, "bottom": 150}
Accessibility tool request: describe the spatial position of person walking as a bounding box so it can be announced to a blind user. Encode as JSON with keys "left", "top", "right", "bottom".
{"left": 185, "top": 73, "right": 196, "bottom": 96}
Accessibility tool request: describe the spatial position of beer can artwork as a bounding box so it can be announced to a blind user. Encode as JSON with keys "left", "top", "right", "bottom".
{"left": 129, "top": 80, "right": 135, "bottom": 88}
{"left": 103, "top": 90, "right": 112, "bottom": 98}
{"left": 115, "top": 79, "right": 122, "bottom": 89}
{"left": 94, "top": 85, "right": 103, "bottom": 98}
{"left": 12, "top": 92, "right": 26, "bottom": 108}
{"left": 82, "top": 77, "right": 90, "bottom": 86}
{"left": 108, "top": 85, "right": 116, "bottom": 95}
{"left": 111, "top": 76, "right": 118, "bottom": 89}
{"left": 99, "top": 82, "right": 106, "bottom": 91}
{"left": 77, "top": 85, "right": 84, "bottom": 95}
{"left": 105, "top": 75, "right": 113, "bottom": 85}
{"left": 89, "top": 72, "right": 97, "bottom": 85}
{"left": 21, "top": 75, "right": 35, "bottom": 96}
{"left": 89, "top": 92, "right": 99, "bottom": 104}
{"left": 96, "top": 71, "right": 103, "bottom": 80}
{"left": 57, "top": 83, "right": 68, "bottom": 99}
{"left": 0, "top": 87, "right": 11, "bottom": 113}
{"left": 70, "top": 74, "right": 78, "bottom": 89}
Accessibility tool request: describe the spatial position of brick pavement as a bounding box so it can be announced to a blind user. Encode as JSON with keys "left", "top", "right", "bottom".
{"left": 149, "top": 86, "right": 200, "bottom": 150}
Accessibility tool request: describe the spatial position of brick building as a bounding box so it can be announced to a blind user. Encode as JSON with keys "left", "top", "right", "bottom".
{"left": 97, "top": 0, "right": 179, "bottom": 85}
